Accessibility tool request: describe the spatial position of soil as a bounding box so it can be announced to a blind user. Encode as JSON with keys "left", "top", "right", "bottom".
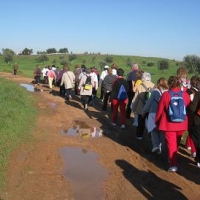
{"left": 0, "top": 72, "right": 200, "bottom": 200}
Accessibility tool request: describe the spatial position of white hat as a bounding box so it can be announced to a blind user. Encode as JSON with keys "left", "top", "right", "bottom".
{"left": 104, "top": 65, "right": 109, "bottom": 69}
{"left": 142, "top": 72, "right": 151, "bottom": 81}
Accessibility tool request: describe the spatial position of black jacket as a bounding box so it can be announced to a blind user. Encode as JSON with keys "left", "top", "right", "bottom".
{"left": 110, "top": 77, "right": 129, "bottom": 100}
{"left": 188, "top": 90, "right": 200, "bottom": 125}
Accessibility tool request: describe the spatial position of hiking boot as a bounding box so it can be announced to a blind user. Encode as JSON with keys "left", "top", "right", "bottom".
{"left": 121, "top": 124, "right": 125, "bottom": 129}
{"left": 168, "top": 166, "right": 178, "bottom": 172}
{"left": 136, "top": 137, "right": 143, "bottom": 140}
{"left": 152, "top": 147, "right": 159, "bottom": 153}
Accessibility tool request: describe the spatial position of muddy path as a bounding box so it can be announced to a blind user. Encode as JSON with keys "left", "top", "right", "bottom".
{"left": 0, "top": 72, "right": 200, "bottom": 200}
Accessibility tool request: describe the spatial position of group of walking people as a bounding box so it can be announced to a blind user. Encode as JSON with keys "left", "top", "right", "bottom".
{"left": 32, "top": 61, "right": 200, "bottom": 173}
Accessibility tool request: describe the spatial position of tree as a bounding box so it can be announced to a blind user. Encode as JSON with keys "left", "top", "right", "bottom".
{"left": 37, "top": 54, "right": 49, "bottom": 65}
{"left": 126, "top": 57, "right": 132, "bottom": 67}
{"left": 60, "top": 59, "right": 68, "bottom": 66}
{"left": 99, "top": 61, "right": 107, "bottom": 71}
{"left": 183, "top": 55, "right": 200, "bottom": 74}
{"left": 2, "top": 48, "right": 15, "bottom": 63}
{"left": 158, "top": 59, "right": 169, "bottom": 72}
{"left": 104, "top": 56, "right": 113, "bottom": 64}
{"left": 22, "top": 48, "right": 33, "bottom": 55}
{"left": 46, "top": 48, "right": 57, "bottom": 54}
{"left": 58, "top": 48, "right": 68, "bottom": 53}
{"left": 68, "top": 54, "right": 77, "bottom": 62}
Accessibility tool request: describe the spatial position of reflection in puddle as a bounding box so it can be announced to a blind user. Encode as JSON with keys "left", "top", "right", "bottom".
{"left": 20, "top": 83, "right": 35, "bottom": 92}
{"left": 60, "top": 147, "right": 108, "bottom": 200}
{"left": 20, "top": 83, "right": 43, "bottom": 92}
{"left": 60, "top": 120, "right": 103, "bottom": 138}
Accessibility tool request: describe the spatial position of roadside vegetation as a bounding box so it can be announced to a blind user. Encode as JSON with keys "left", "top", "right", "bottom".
{"left": 0, "top": 77, "right": 37, "bottom": 192}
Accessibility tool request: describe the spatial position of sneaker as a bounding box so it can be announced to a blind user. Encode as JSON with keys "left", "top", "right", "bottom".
{"left": 152, "top": 147, "right": 160, "bottom": 153}
{"left": 136, "top": 137, "right": 143, "bottom": 140}
{"left": 191, "top": 152, "right": 196, "bottom": 158}
{"left": 168, "top": 166, "right": 178, "bottom": 172}
{"left": 111, "top": 122, "right": 116, "bottom": 126}
{"left": 121, "top": 124, "right": 125, "bottom": 129}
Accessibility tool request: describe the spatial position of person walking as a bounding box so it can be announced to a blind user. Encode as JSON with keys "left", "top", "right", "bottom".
{"left": 126, "top": 63, "right": 139, "bottom": 118}
{"left": 188, "top": 89, "right": 200, "bottom": 168}
{"left": 61, "top": 66, "right": 75, "bottom": 101}
{"left": 102, "top": 68, "right": 117, "bottom": 111}
{"left": 78, "top": 68, "right": 95, "bottom": 111}
{"left": 57, "top": 65, "right": 68, "bottom": 97}
{"left": 13, "top": 62, "right": 19, "bottom": 75}
{"left": 47, "top": 66, "right": 56, "bottom": 89}
{"left": 110, "top": 68, "right": 129, "bottom": 129}
{"left": 142, "top": 77, "right": 168, "bottom": 154}
{"left": 33, "top": 65, "right": 41, "bottom": 85}
{"left": 155, "top": 76, "right": 190, "bottom": 172}
{"left": 132, "top": 72, "right": 154, "bottom": 140}
{"left": 99, "top": 65, "right": 109, "bottom": 101}
{"left": 186, "top": 75, "right": 200, "bottom": 158}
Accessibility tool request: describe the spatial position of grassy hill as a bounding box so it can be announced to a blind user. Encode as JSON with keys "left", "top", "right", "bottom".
{"left": 0, "top": 54, "right": 180, "bottom": 82}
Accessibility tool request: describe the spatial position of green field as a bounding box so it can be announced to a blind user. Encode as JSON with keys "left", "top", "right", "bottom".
{"left": 0, "top": 54, "right": 180, "bottom": 82}
{"left": 0, "top": 77, "right": 37, "bottom": 192}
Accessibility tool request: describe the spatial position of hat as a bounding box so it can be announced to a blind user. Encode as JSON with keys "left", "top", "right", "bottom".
{"left": 104, "top": 65, "right": 109, "bottom": 69}
{"left": 142, "top": 72, "right": 151, "bottom": 81}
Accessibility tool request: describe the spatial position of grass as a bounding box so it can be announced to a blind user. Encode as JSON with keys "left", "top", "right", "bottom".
{"left": 0, "top": 53, "right": 181, "bottom": 83}
{"left": 0, "top": 77, "right": 37, "bottom": 192}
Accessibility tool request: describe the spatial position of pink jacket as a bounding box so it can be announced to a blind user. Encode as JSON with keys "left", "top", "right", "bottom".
{"left": 155, "top": 87, "right": 190, "bottom": 132}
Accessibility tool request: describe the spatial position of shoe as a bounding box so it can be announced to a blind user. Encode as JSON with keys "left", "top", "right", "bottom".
{"left": 168, "top": 166, "right": 178, "bottom": 172}
{"left": 157, "top": 143, "right": 162, "bottom": 154}
{"left": 136, "top": 137, "right": 143, "bottom": 140}
{"left": 152, "top": 147, "right": 160, "bottom": 153}
{"left": 111, "top": 122, "right": 116, "bottom": 126}
{"left": 191, "top": 152, "right": 196, "bottom": 158}
{"left": 121, "top": 124, "right": 125, "bottom": 129}
{"left": 84, "top": 104, "right": 88, "bottom": 110}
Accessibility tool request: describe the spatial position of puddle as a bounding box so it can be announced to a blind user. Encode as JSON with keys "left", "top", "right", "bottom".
{"left": 20, "top": 83, "right": 35, "bottom": 92}
{"left": 20, "top": 83, "right": 43, "bottom": 92}
{"left": 60, "top": 147, "right": 108, "bottom": 200}
{"left": 60, "top": 120, "right": 103, "bottom": 138}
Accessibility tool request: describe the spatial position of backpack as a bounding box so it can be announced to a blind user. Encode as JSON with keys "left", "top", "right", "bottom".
{"left": 117, "top": 84, "right": 128, "bottom": 101}
{"left": 141, "top": 83, "right": 152, "bottom": 104}
{"left": 84, "top": 75, "right": 92, "bottom": 90}
{"left": 168, "top": 91, "right": 186, "bottom": 122}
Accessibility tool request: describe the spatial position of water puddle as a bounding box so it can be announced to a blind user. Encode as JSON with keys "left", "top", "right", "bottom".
{"left": 60, "top": 120, "right": 103, "bottom": 138}
{"left": 20, "top": 83, "right": 43, "bottom": 92}
{"left": 60, "top": 147, "right": 108, "bottom": 200}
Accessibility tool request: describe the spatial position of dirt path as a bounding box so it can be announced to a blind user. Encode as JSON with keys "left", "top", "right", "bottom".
{"left": 0, "top": 72, "right": 200, "bottom": 200}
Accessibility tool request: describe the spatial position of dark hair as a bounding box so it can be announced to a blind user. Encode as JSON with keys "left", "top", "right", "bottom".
{"left": 117, "top": 68, "right": 124, "bottom": 76}
{"left": 168, "top": 76, "right": 180, "bottom": 88}
{"left": 190, "top": 75, "right": 200, "bottom": 88}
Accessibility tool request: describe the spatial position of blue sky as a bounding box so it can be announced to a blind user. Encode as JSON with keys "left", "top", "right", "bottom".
{"left": 0, "top": 0, "right": 200, "bottom": 61}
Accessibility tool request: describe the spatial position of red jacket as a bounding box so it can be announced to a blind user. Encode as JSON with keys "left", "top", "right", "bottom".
{"left": 155, "top": 87, "right": 190, "bottom": 132}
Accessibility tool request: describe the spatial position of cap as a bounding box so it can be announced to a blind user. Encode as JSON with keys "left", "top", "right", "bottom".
{"left": 104, "top": 65, "right": 109, "bottom": 69}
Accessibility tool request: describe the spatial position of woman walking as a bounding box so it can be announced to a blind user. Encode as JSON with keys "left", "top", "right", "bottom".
{"left": 155, "top": 76, "right": 190, "bottom": 172}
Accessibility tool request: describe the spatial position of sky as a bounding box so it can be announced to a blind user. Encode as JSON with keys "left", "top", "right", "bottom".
{"left": 0, "top": 0, "right": 200, "bottom": 61}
